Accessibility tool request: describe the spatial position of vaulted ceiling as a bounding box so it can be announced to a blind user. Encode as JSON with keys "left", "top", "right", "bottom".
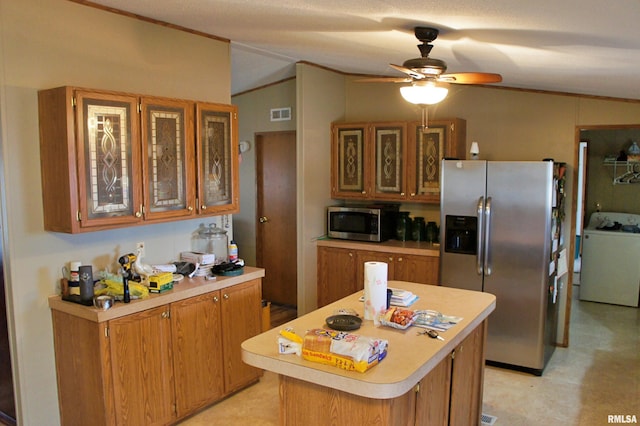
{"left": 85, "top": 0, "right": 640, "bottom": 100}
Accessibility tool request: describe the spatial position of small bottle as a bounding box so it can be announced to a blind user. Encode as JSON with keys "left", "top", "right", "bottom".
{"left": 68, "top": 261, "right": 81, "bottom": 296}
{"left": 228, "top": 240, "right": 238, "bottom": 262}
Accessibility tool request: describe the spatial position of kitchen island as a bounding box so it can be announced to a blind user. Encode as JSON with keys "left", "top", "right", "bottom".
{"left": 242, "top": 281, "right": 496, "bottom": 426}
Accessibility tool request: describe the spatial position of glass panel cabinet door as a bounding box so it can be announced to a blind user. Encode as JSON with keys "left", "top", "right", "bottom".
{"left": 408, "top": 123, "right": 446, "bottom": 202}
{"left": 75, "top": 90, "right": 142, "bottom": 228}
{"left": 372, "top": 123, "right": 406, "bottom": 199}
{"left": 331, "top": 123, "right": 370, "bottom": 198}
{"left": 196, "top": 103, "right": 239, "bottom": 215}
{"left": 141, "top": 97, "right": 195, "bottom": 221}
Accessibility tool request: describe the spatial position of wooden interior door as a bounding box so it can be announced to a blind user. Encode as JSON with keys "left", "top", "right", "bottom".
{"left": 256, "top": 131, "right": 297, "bottom": 306}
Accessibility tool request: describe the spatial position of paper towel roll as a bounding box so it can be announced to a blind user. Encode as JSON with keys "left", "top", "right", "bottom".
{"left": 363, "top": 261, "right": 388, "bottom": 325}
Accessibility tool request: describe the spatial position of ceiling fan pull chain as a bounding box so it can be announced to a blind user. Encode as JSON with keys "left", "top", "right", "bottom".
{"left": 421, "top": 106, "right": 429, "bottom": 131}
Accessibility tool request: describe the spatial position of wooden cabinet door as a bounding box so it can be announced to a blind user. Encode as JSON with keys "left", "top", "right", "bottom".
{"left": 195, "top": 102, "right": 240, "bottom": 215}
{"left": 75, "top": 89, "right": 144, "bottom": 228}
{"left": 415, "top": 354, "right": 451, "bottom": 426}
{"left": 355, "top": 250, "right": 395, "bottom": 287}
{"left": 171, "top": 292, "right": 224, "bottom": 417}
{"left": 449, "top": 323, "right": 486, "bottom": 426}
{"left": 109, "top": 305, "right": 176, "bottom": 426}
{"left": 317, "top": 246, "right": 358, "bottom": 307}
{"left": 220, "top": 279, "right": 262, "bottom": 393}
{"left": 394, "top": 255, "right": 439, "bottom": 285}
{"left": 51, "top": 310, "right": 115, "bottom": 426}
{"left": 331, "top": 123, "right": 372, "bottom": 199}
{"left": 371, "top": 122, "right": 408, "bottom": 200}
{"left": 406, "top": 119, "right": 466, "bottom": 203}
{"left": 140, "top": 96, "right": 196, "bottom": 221}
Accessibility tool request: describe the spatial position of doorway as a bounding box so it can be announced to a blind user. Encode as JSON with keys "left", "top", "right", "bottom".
{"left": 256, "top": 131, "right": 297, "bottom": 309}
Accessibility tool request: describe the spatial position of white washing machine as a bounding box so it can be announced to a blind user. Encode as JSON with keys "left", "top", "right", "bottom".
{"left": 580, "top": 212, "right": 640, "bottom": 307}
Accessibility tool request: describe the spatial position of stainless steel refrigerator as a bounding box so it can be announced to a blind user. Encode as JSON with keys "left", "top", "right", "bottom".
{"left": 440, "top": 159, "right": 559, "bottom": 375}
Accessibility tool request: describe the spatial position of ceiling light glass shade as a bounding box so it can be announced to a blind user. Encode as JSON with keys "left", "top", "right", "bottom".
{"left": 400, "top": 82, "right": 448, "bottom": 105}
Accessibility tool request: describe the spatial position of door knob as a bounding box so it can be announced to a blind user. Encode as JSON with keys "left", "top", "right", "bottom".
{"left": 259, "top": 216, "right": 269, "bottom": 223}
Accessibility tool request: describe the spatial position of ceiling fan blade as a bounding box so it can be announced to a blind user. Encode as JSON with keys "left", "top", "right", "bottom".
{"left": 390, "top": 63, "right": 426, "bottom": 80}
{"left": 438, "top": 72, "right": 502, "bottom": 84}
{"left": 356, "top": 77, "right": 412, "bottom": 83}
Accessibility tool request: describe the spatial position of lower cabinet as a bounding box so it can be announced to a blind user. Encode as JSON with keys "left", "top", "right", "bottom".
{"left": 317, "top": 245, "right": 439, "bottom": 307}
{"left": 110, "top": 305, "right": 177, "bottom": 425}
{"left": 317, "top": 246, "right": 358, "bottom": 307}
{"left": 415, "top": 323, "right": 486, "bottom": 426}
{"left": 51, "top": 278, "right": 262, "bottom": 425}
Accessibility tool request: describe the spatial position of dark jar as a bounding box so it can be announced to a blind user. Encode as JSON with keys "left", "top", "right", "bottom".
{"left": 395, "top": 212, "right": 412, "bottom": 241}
{"left": 425, "top": 221, "right": 439, "bottom": 243}
{"left": 412, "top": 217, "right": 426, "bottom": 241}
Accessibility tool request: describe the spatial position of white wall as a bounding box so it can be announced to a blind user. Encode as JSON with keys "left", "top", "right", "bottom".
{"left": 232, "top": 79, "right": 297, "bottom": 266}
{"left": 0, "top": 0, "right": 231, "bottom": 424}
{"left": 295, "top": 64, "right": 346, "bottom": 314}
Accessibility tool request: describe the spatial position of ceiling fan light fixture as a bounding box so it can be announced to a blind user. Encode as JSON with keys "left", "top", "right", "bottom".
{"left": 400, "top": 81, "right": 448, "bottom": 105}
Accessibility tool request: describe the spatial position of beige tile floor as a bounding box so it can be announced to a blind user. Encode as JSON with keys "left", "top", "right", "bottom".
{"left": 179, "top": 285, "right": 639, "bottom": 425}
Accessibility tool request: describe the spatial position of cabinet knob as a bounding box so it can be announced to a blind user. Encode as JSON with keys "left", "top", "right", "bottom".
{"left": 400, "top": 192, "right": 405, "bottom": 196}
{"left": 349, "top": 252, "right": 353, "bottom": 257}
{"left": 259, "top": 216, "right": 269, "bottom": 223}
{"left": 188, "top": 206, "right": 193, "bottom": 211}
{"left": 213, "top": 296, "right": 219, "bottom": 302}
{"left": 161, "top": 311, "right": 170, "bottom": 319}
{"left": 223, "top": 293, "right": 229, "bottom": 300}
{"left": 397, "top": 257, "right": 403, "bottom": 262}
{"left": 135, "top": 211, "right": 142, "bottom": 218}
{"left": 361, "top": 191, "right": 367, "bottom": 195}
{"left": 389, "top": 256, "right": 394, "bottom": 262}
{"left": 201, "top": 205, "right": 207, "bottom": 210}
{"left": 410, "top": 193, "right": 416, "bottom": 197}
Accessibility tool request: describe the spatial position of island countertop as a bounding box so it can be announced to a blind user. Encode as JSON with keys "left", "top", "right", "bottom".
{"left": 242, "top": 281, "right": 495, "bottom": 400}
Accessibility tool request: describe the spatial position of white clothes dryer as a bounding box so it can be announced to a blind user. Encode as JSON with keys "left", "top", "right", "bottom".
{"left": 580, "top": 212, "right": 640, "bottom": 307}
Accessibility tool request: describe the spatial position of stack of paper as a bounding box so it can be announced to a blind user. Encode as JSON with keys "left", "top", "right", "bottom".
{"left": 389, "top": 288, "right": 418, "bottom": 307}
{"left": 359, "top": 287, "right": 418, "bottom": 307}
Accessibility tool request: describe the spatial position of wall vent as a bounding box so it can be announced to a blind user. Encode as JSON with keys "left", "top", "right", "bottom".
{"left": 270, "top": 107, "right": 291, "bottom": 122}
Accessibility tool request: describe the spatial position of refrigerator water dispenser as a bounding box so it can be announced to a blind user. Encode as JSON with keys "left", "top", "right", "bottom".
{"left": 444, "top": 215, "right": 477, "bottom": 255}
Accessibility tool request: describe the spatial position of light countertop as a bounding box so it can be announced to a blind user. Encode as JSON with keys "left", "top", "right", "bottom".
{"left": 48, "top": 266, "right": 265, "bottom": 322}
{"left": 317, "top": 238, "right": 440, "bottom": 256}
{"left": 242, "top": 281, "right": 495, "bottom": 399}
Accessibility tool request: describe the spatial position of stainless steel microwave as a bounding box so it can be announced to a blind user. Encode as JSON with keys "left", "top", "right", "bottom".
{"left": 327, "top": 205, "right": 398, "bottom": 242}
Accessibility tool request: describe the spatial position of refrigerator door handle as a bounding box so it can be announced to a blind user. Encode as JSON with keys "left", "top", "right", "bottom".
{"left": 484, "top": 196, "right": 492, "bottom": 275}
{"left": 476, "top": 196, "right": 485, "bottom": 275}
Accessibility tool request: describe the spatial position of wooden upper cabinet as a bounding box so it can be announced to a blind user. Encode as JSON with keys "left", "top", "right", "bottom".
{"left": 140, "top": 96, "right": 196, "bottom": 221}
{"left": 196, "top": 102, "right": 240, "bottom": 215}
{"left": 330, "top": 118, "right": 465, "bottom": 204}
{"left": 38, "top": 87, "right": 239, "bottom": 233}
{"left": 371, "top": 122, "right": 407, "bottom": 200}
{"left": 407, "top": 118, "right": 466, "bottom": 203}
{"left": 331, "top": 123, "right": 371, "bottom": 199}
{"left": 38, "top": 87, "right": 144, "bottom": 232}
{"left": 75, "top": 90, "right": 144, "bottom": 228}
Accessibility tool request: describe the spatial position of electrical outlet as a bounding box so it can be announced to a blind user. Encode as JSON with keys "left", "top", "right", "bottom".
{"left": 136, "top": 242, "right": 145, "bottom": 258}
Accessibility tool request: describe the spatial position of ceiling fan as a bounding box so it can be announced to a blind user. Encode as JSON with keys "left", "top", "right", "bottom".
{"left": 361, "top": 27, "right": 502, "bottom": 105}
{"left": 361, "top": 26, "right": 502, "bottom": 130}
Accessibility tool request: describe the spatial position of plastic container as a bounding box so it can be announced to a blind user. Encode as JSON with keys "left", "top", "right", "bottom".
{"left": 228, "top": 240, "right": 238, "bottom": 262}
